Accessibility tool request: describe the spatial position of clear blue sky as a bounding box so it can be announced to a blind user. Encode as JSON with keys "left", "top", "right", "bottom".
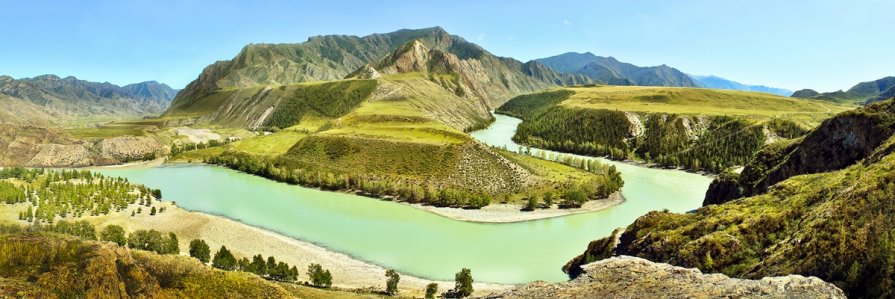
{"left": 2, "top": 0, "right": 892, "bottom": 91}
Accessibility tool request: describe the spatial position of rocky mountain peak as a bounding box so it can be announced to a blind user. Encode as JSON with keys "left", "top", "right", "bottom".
{"left": 344, "top": 64, "right": 381, "bottom": 79}
{"left": 377, "top": 40, "right": 431, "bottom": 74}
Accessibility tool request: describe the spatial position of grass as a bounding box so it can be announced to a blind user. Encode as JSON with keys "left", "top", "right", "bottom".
{"left": 498, "top": 150, "right": 612, "bottom": 202}
{"left": 66, "top": 126, "right": 147, "bottom": 138}
{"left": 169, "top": 147, "right": 227, "bottom": 163}
{"left": 230, "top": 131, "right": 309, "bottom": 156}
{"left": 563, "top": 86, "right": 854, "bottom": 127}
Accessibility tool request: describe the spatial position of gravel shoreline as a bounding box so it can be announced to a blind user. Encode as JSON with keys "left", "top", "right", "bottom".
{"left": 408, "top": 192, "right": 625, "bottom": 223}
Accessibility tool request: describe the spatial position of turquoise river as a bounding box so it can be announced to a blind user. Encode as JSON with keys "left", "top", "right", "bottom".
{"left": 96, "top": 114, "right": 712, "bottom": 284}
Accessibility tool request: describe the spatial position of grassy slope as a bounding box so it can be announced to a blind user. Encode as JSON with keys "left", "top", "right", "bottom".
{"left": 0, "top": 231, "right": 386, "bottom": 298}
{"left": 562, "top": 86, "right": 851, "bottom": 127}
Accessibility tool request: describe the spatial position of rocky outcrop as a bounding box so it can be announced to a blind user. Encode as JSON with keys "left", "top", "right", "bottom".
{"left": 344, "top": 64, "right": 381, "bottom": 79}
{"left": 0, "top": 123, "right": 166, "bottom": 167}
{"left": 498, "top": 256, "right": 845, "bottom": 299}
{"left": 377, "top": 40, "right": 431, "bottom": 74}
{"left": 93, "top": 136, "right": 166, "bottom": 163}
{"left": 702, "top": 169, "right": 742, "bottom": 206}
{"left": 562, "top": 228, "right": 624, "bottom": 277}
{"left": 27, "top": 144, "right": 93, "bottom": 167}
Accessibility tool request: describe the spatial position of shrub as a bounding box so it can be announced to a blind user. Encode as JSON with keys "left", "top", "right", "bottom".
{"left": 188, "top": 239, "right": 211, "bottom": 263}
{"left": 100, "top": 225, "right": 126, "bottom": 246}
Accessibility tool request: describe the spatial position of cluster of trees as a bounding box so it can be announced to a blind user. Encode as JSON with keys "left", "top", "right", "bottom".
{"left": 513, "top": 107, "right": 633, "bottom": 159}
{"left": 496, "top": 90, "right": 575, "bottom": 120}
{"left": 0, "top": 181, "right": 25, "bottom": 204}
{"left": 10, "top": 221, "right": 181, "bottom": 258}
{"left": 0, "top": 169, "right": 161, "bottom": 223}
{"left": 515, "top": 145, "right": 623, "bottom": 182}
{"left": 0, "top": 167, "right": 44, "bottom": 181}
{"left": 264, "top": 80, "right": 377, "bottom": 129}
{"left": 511, "top": 145, "right": 624, "bottom": 209}
{"left": 510, "top": 106, "right": 809, "bottom": 173}
{"left": 208, "top": 152, "right": 492, "bottom": 208}
{"left": 188, "top": 239, "right": 305, "bottom": 284}
{"left": 306, "top": 263, "right": 333, "bottom": 287}
{"left": 170, "top": 138, "right": 233, "bottom": 156}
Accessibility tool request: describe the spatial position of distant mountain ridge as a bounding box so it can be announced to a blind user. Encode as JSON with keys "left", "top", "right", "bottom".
{"left": 170, "top": 27, "right": 578, "bottom": 109}
{"left": 535, "top": 52, "right": 699, "bottom": 87}
{"left": 792, "top": 76, "right": 895, "bottom": 104}
{"left": 0, "top": 75, "right": 178, "bottom": 118}
{"left": 689, "top": 75, "right": 792, "bottom": 96}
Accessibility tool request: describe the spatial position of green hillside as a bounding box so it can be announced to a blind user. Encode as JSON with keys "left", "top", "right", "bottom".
{"left": 498, "top": 86, "right": 852, "bottom": 172}
{"left": 563, "top": 99, "right": 895, "bottom": 298}
{"left": 792, "top": 76, "right": 895, "bottom": 104}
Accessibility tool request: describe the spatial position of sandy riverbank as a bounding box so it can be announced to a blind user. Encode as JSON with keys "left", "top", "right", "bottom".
{"left": 0, "top": 202, "right": 511, "bottom": 295}
{"left": 409, "top": 192, "right": 625, "bottom": 223}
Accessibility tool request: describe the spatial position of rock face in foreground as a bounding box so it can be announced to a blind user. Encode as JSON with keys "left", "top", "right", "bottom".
{"left": 496, "top": 256, "right": 845, "bottom": 299}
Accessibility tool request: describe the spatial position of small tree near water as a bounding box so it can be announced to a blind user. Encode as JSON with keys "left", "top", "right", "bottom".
{"left": 307, "top": 263, "right": 332, "bottom": 288}
{"left": 425, "top": 283, "right": 439, "bottom": 299}
{"left": 385, "top": 269, "right": 400, "bottom": 295}
{"left": 454, "top": 268, "right": 474, "bottom": 297}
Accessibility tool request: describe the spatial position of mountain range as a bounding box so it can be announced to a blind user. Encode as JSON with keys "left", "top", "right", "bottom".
{"left": 0, "top": 75, "right": 178, "bottom": 123}
{"left": 791, "top": 76, "right": 895, "bottom": 104}
{"left": 689, "top": 75, "right": 792, "bottom": 96}
{"left": 171, "top": 27, "right": 583, "bottom": 109}
{"left": 535, "top": 52, "right": 698, "bottom": 87}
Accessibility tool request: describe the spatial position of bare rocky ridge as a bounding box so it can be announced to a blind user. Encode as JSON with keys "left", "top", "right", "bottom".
{"left": 0, "top": 123, "right": 167, "bottom": 167}
{"left": 495, "top": 256, "right": 845, "bottom": 299}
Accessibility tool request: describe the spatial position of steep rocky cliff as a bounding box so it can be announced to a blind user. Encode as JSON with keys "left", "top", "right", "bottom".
{"left": 499, "top": 256, "right": 844, "bottom": 299}
{"left": 704, "top": 99, "right": 895, "bottom": 205}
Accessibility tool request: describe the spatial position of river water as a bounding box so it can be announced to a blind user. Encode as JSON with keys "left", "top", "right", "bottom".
{"left": 96, "top": 114, "right": 712, "bottom": 284}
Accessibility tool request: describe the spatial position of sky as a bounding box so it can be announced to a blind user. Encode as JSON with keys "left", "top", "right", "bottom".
{"left": 1, "top": 0, "right": 892, "bottom": 91}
